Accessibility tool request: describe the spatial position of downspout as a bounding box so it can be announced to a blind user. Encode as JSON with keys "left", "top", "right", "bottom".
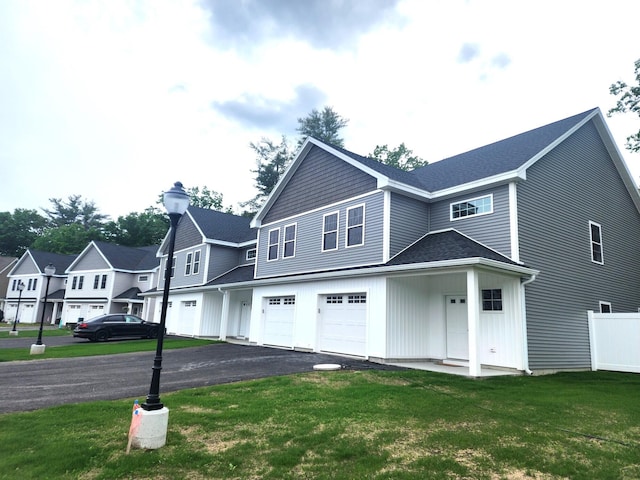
{"left": 520, "top": 273, "right": 537, "bottom": 375}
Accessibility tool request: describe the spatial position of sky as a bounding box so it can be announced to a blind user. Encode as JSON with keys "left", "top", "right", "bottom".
{"left": 1, "top": 0, "right": 639, "bottom": 219}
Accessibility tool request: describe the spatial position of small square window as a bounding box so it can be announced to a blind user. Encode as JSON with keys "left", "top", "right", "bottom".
{"left": 482, "top": 289, "right": 503, "bottom": 311}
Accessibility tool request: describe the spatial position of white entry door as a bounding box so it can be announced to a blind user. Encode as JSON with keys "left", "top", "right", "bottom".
{"left": 237, "top": 301, "right": 251, "bottom": 338}
{"left": 446, "top": 296, "right": 468, "bottom": 360}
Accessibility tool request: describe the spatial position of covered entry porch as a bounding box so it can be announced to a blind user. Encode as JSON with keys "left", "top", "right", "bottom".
{"left": 384, "top": 263, "right": 536, "bottom": 377}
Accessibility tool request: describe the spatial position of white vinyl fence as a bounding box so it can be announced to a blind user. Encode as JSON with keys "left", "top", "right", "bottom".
{"left": 588, "top": 311, "right": 640, "bottom": 373}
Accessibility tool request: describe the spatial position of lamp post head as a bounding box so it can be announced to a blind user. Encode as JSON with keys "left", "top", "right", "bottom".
{"left": 44, "top": 263, "right": 55, "bottom": 277}
{"left": 163, "top": 181, "right": 190, "bottom": 216}
{"left": 17, "top": 281, "right": 25, "bottom": 292}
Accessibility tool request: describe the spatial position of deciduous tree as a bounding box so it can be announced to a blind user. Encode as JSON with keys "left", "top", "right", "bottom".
{"left": 608, "top": 58, "right": 640, "bottom": 153}
{"left": 369, "top": 143, "right": 428, "bottom": 171}
{"left": 0, "top": 209, "right": 48, "bottom": 257}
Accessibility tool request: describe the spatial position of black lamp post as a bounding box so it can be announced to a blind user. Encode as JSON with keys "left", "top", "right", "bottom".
{"left": 142, "top": 182, "right": 189, "bottom": 411}
{"left": 11, "top": 281, "right": 25, "bottom": 333}
{"left": 35, "top": 264, "right": 56, "bottom": 346}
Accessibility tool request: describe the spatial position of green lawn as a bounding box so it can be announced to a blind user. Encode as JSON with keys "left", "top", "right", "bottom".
{"left": 1, "top": 369, "right": 638, "bottom": 479}
{"left": 0, "top": 327, "right": 71, "bottom": 338}
{"left": 0, "top": 336, "right": 217, "bottom": 362}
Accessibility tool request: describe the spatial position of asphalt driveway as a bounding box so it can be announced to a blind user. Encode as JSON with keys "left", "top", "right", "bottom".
{"left": 0, "top": 340, "right": 402, "bottom": 414}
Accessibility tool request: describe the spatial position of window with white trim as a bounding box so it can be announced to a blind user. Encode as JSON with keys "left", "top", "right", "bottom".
{"left": 246, "top": 248, "right": 256, "bottom": 260}
{"left": 185, "top": 252, "right": 193, "bottom": 275}
{"left": 346, "top": 205, "right": 365, "bottom": 247}
{"left": 138, "top": 275, "right": 148, "bottom": 282}
{"left": 482, "top": 289, "right": 503, "bottom": 311}
{"left": 93, "top": 275, "right": 100, "bottom": 289}
{"left": 283, "top": 224, "right": 296, "bottom": 258}
{"left": 193, "top": 250, "right": 200, "bottom": 274}
{"left": 78, "top": 275, "right": 84, "bottom": 289}
{"left": 268, "top": 228, "right": 280, "bottom": 261}
{"left": 326, "top": 295, "right": 343, "bottom": 304}
{"left": 322, "top": 212, "right": 339, "bottom": 251}
{"left": 451, "top": 194, "right": 493, "bottom": 220}
{"left": 599, "top": 301, "right": 612, "bottom": 313}
{"left": 71, "top": 277, "right": 77, "bottom": 290}
{"left": 101, "top": 274, "right": 107, "bottom": 289}
{"left": 590, "top": 221, "right": 604, "bottom": 264}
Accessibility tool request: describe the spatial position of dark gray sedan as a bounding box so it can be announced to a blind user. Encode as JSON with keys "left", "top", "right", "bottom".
{"left": 73, "top": 314, "right": 160, "bottom": 342}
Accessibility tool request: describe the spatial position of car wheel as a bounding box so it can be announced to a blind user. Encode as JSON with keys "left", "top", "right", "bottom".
{"left": 148, "top": 328, "right": 158, "bottom": 339}
{"left": 96, "top": 330, "right": 109, "bottom": 342}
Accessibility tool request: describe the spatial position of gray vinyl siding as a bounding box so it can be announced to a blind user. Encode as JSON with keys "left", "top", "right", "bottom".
{"left": 430, "top": 185, "right": 512, "bottom": 256}
{"left": 389, "top": 193, "right": 430, "bottom": 257}
{"left": 13, "top": 259, "right": 39, "bottom": 275}
{"left": 263, "top": 146, "right": 377, "bottom": 224}
{"left": 73, "top": 248, "right": 109, "bottom": 270}
{"left": 518, "top": 120, "right": 640, "bottom": 370}
{"left": 238, "top": 247, "right": 256, "bottom": 265}
{"left": 162, "top": 246, "right": 206, "bottom": 288}
{"left": 173, "top": 216, "right": 203, "bottom": 252}
{"left": 256, "top": 192, "right": 385, "bottom": 278}
{"left": 208, "top": 245, "right": 243, "bottom": 280}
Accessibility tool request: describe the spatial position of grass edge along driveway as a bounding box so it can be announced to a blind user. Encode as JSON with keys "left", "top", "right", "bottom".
{"left": 1, "top": 370, "right": 638, "bottom": 480}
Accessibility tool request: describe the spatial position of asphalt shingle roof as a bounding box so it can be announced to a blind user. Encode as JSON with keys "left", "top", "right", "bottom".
{"left": 334, "top": 108, "right": 597, "bottom": 193}
{"left": 92, "top": 242, "right": 159, "bottom": 271}
{"left": 387, "top": 230, "right": 520, "bottom": 266}
{"left": 207, "top": 264, "right": 256, "bottom": 286}
{"left": 29, "top": 250, "right": 76, "bottom": 274}
{"left": 188, "top": 206, "right": 256, "bottom": 244}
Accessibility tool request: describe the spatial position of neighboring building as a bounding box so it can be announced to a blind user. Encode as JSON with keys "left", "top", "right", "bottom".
{"left": 0, "top": 256, "right": 18, "bottom": 320}
{"left": 142, "top": 206, "right": 256, "bottom": 337}
{"left": 171, "top": 107, "right": 638, "bottom": 375}
{"left": 61, "top": 241, "right": 159, "bottom": 325}
{"left": 5, "top": 250, "right": 75, "bottom": 326}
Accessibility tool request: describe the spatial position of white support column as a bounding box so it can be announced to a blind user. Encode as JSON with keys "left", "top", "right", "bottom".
{"left": 466, "top": 269, "right": 481, "bottom": 377}
{"left": 219, "top": 289, "right": 230, "bottom": 340}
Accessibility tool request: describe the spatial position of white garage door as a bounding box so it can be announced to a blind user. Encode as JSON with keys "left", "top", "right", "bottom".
{"left": 319, "top": 293, "right": 367, "bottom": 357}
{"left": 263, "top": 296, "right": 295, "bottom": 347}
{"left": 178, "top": 300, "right": 197, "bottom": 336}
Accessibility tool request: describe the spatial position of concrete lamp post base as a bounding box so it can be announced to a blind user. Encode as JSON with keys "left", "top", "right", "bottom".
{"left": 131, "top": 407, "right": 169, "bottom": 450}
{"left": 9, "top": 331, "right": 18, "bottom": 336}
{"left": 30, "top": 344, "right": 46, "bottom": 355}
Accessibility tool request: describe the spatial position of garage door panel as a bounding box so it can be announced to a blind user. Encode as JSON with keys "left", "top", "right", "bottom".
{"left": 263, "top": 297, "right": 295, "bottom": 347}
{"left": 319, "top": 293, "right": 366, "bottom": 357}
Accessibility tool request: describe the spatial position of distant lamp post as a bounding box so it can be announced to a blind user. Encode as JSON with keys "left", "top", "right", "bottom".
{"left": 31, "top": 263, "right": 55, "bottom": 355}
{"left": 143, "top": 181, "right": 189, "bottom": 411}
{"left": 9, "top": 281, "right": 25, "bottom": 336}
{"left": 129, "top": 182, "right": 188, "bottom": 451}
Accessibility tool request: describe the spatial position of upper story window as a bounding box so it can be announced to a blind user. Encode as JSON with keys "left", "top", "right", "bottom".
{"left": 27, "top": 278, "right": 37, "bottom": 290}
{"left": 246, "top": 248, "right": 256, "bottom": 261}
{"left": 193, "top": 250, "right": 200, "bottom": 275}
{"left": 283, "top": 224, "right": 296, "bottom": 258}
{"left": 268, "top": 228, "right": 280, "bottom": 261}
{"left": 185, "top": 252, "right": 193, "bottom": 275}
{"left": 78, "top": 275, "right": 84, "bottom": 289}
{"left": 451, "top": 194, "right": 493, "bottom": 220}
{"left": 346, "top": 205, "right": 365, "bottom": 247}
{"left": 171, "top": 256, "right": 176, "bottom": 278}
{"left": 71, "top": 276, "right": 77, "bottom": 290}
{"left": 590, "top": 221, "right": 604, "bottom": 264}
{"left": 93, "top": 274, "right": 107, "bottom": 289}
{"left": 322, "top": 212, "right": 339, "bottom": 252}
{"left": 482, "top": 289, "right": 503, "bottom": 311}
